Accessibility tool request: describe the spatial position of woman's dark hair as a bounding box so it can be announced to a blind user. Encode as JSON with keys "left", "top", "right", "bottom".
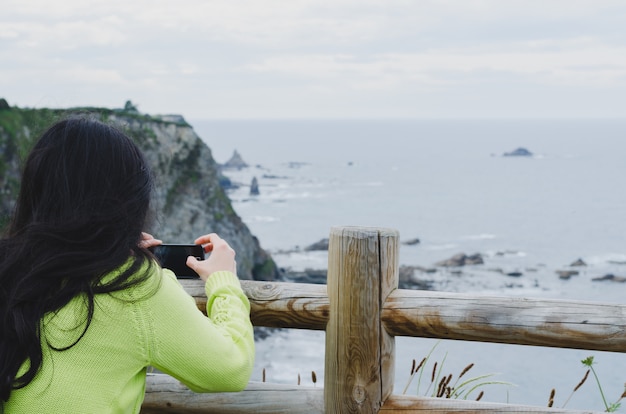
{"left": 0, "top": 117, "right": 155, "bottom": 401}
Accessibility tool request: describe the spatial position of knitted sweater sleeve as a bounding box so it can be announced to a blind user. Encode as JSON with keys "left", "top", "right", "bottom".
{"left": 145, "top": 270, "right": 255, "bottom": 392}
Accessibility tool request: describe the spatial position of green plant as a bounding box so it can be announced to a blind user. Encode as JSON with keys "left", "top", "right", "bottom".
{"left": 555, "top": 355, "right": 625, "bottom": 412}
{"left": 403, "top": 342, "right": 513, "bottom": 401}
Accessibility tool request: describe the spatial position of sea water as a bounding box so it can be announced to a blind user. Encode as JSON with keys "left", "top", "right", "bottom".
{"left": 192, "top": 119, "right": 626, "bottom": 410}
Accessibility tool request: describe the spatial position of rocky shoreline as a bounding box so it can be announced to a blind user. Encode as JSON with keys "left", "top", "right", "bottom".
{"left": 272, "top": 238, "right": 626, "bottom": 290}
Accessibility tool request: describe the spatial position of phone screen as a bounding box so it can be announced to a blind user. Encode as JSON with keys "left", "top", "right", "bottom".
{"left": 150, "top": 244, "right": 205, "bottom": 279}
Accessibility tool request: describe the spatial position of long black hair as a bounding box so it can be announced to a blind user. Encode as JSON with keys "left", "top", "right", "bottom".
{"left": 0, "top": 117, "right": 156, "bottom": 401}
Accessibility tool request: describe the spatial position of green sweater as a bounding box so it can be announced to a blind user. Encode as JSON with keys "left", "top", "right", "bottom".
{"left": 5, "top": 264, "right": 255, "bottom": 413}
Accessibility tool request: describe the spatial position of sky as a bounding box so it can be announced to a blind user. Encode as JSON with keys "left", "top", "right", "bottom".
{"left": 2, "top": 0, "right": 626, "bottom": 120}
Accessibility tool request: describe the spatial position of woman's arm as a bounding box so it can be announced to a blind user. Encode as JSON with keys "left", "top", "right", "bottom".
{"left": 144, "top": 234, "right": 254, "bottom": 392}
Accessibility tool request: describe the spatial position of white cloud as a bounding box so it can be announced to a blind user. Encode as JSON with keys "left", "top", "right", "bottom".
{"left": 246, "top": 41, "right": 626, "bottom": 90}
{"left": 2, "top": 0, "right": 626, "bottom": 118}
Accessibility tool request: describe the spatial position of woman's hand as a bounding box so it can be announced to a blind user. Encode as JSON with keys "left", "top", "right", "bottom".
{"left": 139, "top": 232, "right": 162, "bottom": 249}
{"left": 186, "top": 233, "right": 236, "bottom": 282}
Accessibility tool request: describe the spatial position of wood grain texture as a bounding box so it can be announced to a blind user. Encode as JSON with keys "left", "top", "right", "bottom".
{"left": 378, "top": 230, "right": 400, "bottom": 402}
{"left": 324, "top": 227, "right": 399, "bottom": 414}
{"left": 382, "top": 290, "right": 626, "bottom": 352}
{"left": 380, "top": 395, "right": 602, "bottom": 413}
{"left": 180, "top": 279, "right": 330, "bottom": 330}
{"left": 141, "top": 375, "right": 323, "bottom": 414}
{"left": 184, "top": 280, "right": 626, "bottom": 352}
{"left": 169, "top": 222, "right": 624, "bottom": 414}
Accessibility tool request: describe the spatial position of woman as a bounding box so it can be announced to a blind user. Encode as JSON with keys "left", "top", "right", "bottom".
{"left": 0, "top": 117, "right": 254, "bottom": 413}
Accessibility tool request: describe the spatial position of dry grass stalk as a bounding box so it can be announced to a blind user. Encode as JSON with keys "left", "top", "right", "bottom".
{"left": 574, "top": 369, "right": 590, "bottom": 392}
{"left": 436, "top": 376, "right": 447, "bottom": 397}
{"left": 415, "top": 358, "right": 426, "bottom": 374}
{"left": 297, "top": 373, "right": 301, "bottom": 386}
{"left": 402, "top": 357, "right": 427, "bottom": 395}
{"left": 562, "top": 368, "right": 590, "bottom": 408}
{"left": 548, "top": 388, "right": 556, "bottom": 407}
{"left": 475, "top": 391, "right": 484, "bottom": 401}
{"left": 312, "top": 371, "right": 317, "bottom": 386}
{"left": 459, "top": 363, "right": 474, "bottom": 379}
{"left": 262, "top": 368, "right": 266, "bottom": 383}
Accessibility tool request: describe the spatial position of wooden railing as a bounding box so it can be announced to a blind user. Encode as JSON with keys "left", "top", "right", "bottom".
{"left": 141, "top": 226, "right": 626, "bottom": 413}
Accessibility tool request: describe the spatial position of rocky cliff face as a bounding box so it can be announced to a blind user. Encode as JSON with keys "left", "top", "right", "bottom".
{"left": 0, "top": 104, "right": 278, "bottom": 281}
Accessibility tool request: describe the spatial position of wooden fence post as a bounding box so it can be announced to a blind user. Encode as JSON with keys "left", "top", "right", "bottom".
{"left": 324, "top": 226, "right": 399, "bottom": 413}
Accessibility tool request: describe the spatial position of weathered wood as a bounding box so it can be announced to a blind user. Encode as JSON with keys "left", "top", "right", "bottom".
{"left": 379, "top": 394, "right": 602, "bottom": 413}
{"left": 180, "top": 279, "right": 329, "bottom": 330}
{"left": 382, "top": 290, "right": 626, "bottom": 352}
{"left": 378, "top": 230, "right": 399, "bottom": 402}
{"left": 141, "top": 374, "right": 323, "bottom": 414}
{"left": 184, "top": 281, "right": 626, "bottom": 353}
{"left": 171, "top": 221, "right": 624, "bottom": 414}
{"left": 325, "top": 226, "right": 399, "bottom": 414}
{"left": 141, "top": 375, "right": 601, "bottom": 414}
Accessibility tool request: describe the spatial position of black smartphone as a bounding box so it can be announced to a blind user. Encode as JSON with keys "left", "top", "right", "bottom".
{"left": 150, "top": 244, "right": 205, "bottom": 279}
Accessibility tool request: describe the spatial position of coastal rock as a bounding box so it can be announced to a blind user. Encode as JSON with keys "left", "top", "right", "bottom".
{"left": 592, "top": 274, "right": 626, "bottom": 283}
{"left": 398, "top": 265, "right": 434, "bottom": 290}
{"left": 218, "top": 175, "right": 238, "bottom": 191}
{"left": 503, "top": 147, "right": 533, "bottom": 157}
{"left": 304, "top": 238, "right": 329, "bottom": 251}
{"left": 250, "top": 177, "right": 260, "bottom": 196}
{"left": 556, "top": 270, "right": 579, "bottom": 280}
{"left": 287, "top": 162, "right": 309, "bottom": 169}
{"left": 402, "top": 238, "right": 421, "bottom": 246}
{"left": 435, "top": 253, "right": 484, "bottom": 267}
{"left": 284, "top": 268, "right": 327, "bottom": 284}
{"left": 222, "top": 150, "right": 249, "bottom": 170}
{"left": 570, "top": 258, "right": 587, "bottom": 267}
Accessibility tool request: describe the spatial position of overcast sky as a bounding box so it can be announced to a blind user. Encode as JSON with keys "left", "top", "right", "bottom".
{"left": 2, "top": 0, "right": 626, "bottom": 120}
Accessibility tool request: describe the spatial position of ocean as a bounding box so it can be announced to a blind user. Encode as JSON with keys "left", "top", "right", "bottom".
{"left": 191, "top": 119, "right": 625, "bottom": 410}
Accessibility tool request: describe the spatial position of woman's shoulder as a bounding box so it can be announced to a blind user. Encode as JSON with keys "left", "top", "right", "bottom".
{"left": 103, "top": 258, "right": 166, "bottom": 301}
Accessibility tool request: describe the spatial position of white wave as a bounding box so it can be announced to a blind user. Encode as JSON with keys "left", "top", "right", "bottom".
{"left": 582, "top": 253, "right": 626, "bottom": 266}
{"left": 424, "top": 243, "right": 458, "bottom": 251}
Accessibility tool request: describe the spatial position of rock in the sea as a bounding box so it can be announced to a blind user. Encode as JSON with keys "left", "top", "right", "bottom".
{"left": 398, "top": 265, "right": 434, "bottom": 290}
{"left": 503, "top": 147, "right": 533, "bottom": 157}
{"left": 218, "top": 175, "right": 238, "bottom": 190}
{"left": 285, "top": 268, "right": 327, "bottom": 284}
{"left": 222, "top": 150, "right": 249, "bottom": 170}
{"left": 592, "top": 274, "right": 626, "bottom": 283}
{"left": 556, "top": 270, "right": 579, "bottom": 280}
{"left": 570, "top": 258, "right": 587, "bottom": 267}
{"left": 402, "top": 238, "right": 421, "bottom": 246}
{"left": 250, "top": 176, "right": 260, "bottom": 196}
{"left": 435, "top": 253, "right": 483, "bottom": 267}
{"left": 304, "top": 238, "right": 330, "bottom": 251}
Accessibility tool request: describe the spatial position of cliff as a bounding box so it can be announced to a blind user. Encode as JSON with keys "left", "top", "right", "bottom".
{"left": 0, "top": 103, "right": 278, "bottom": 281}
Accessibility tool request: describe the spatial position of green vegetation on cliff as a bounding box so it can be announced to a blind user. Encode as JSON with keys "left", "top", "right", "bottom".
{"left": 0, "top": 101, "right": 277, "bottom": 281}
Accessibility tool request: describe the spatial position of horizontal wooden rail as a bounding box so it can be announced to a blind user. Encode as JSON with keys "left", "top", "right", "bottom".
{"left": 180, "top": 279, "right": 626, "bottom": 353}
{"left": 182, "top": 280, "right": 329, "bottom": 330}
{"left": 379, "top": 394, "right": 601, "bottom": 413}
{"left": 383, "top": 289, "right": 626, "bottom": 352}
{"left": 142, "top": 374, "right": 323, "bottom": 413}
{"left": 142, "top": 374, "right": 601, "bottom": 414}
